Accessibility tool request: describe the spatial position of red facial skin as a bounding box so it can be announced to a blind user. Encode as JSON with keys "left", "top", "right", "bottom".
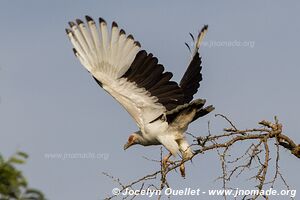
{"left": 128, "top": 135, "right": 135, "bottom": 144}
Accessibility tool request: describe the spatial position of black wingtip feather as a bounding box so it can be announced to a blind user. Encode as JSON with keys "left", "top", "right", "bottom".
{"left": 99, "top": 17, "right": 106, "bottom": 24}
{"left": 128, "top": 34, "right": 134, "bottom": 40}
{"left": 72, "top": 48, "right": 77, "bottom": 56}
{"left": 85, "top": 15, "right": 93, "bottom": 22}
{"left": 134, "top": 41, "right": 141, "bottom": 47}
{"left": 201, "top": 25, "right": 208, "bottom": 32}
{"left": 112, "top": 21, "right": 118, "bottom": 28}
{"left": 68, "top": 21, "right": 76, "bottom": 27}
{"left": 185, "top": 43, "right": 191, "bottom": 53}
{"left": 189, "top": 33, "right": 195, "bottom": 42}
{"left": 65, "top": 28, "right": 72, "bottom": 35}
{"left": 76, "top": 19, "right": 84, "bottom": 25}
{"left": 120, "top": 29, "right": 126, "bottom": 35}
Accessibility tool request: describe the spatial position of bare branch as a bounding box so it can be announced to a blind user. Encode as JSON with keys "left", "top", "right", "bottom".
{"left": 104, "top": 116, "right": 299, "bottom": 199}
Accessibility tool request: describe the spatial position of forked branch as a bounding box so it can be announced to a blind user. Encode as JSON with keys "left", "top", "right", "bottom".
{"left": 104, "top": 115, "right": 299, "bottom": 200}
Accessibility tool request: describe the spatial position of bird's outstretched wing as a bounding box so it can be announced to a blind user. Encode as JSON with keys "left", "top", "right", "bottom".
{"left": 180, "top": 25, "right": 208, "bottom": 103}
{"left": 66, "top": 16, "right": 186, "bottom": 130}
{"left": 165, "top": 26, "right": 214, "bottom": 124}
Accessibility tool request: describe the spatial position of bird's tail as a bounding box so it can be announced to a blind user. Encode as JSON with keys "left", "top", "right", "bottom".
{"left": 178, "top": 99, "right": 214, "bottom": 123}
{"left": 191, "top": 104, "right": 215, "bottom": 123}
{"left": 166, "top": 99, "right": 214, "bottom": 124}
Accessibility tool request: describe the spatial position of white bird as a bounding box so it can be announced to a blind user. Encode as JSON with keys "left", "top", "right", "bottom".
{"left": 66, "top": 16, "right": 214, "bottom": 161}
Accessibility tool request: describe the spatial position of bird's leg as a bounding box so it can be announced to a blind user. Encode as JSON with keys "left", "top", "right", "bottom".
{"left": 162, "top": 152, "right": 172, "bottom": 170}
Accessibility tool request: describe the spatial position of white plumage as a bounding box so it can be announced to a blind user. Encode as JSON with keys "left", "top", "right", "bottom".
{"left": 66, "top": 16, "right": 214, "bottom": 161}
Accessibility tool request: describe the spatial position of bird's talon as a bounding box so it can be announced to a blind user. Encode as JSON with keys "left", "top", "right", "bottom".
{"left": 162, "top": 153, "right": 172, "bottom": 170}
{"left": 180, "top": 163, "right": 186, "bottom": 178}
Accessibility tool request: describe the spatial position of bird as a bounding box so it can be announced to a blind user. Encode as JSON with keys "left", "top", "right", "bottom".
{"left": 65, "top": 16, "right": 214, "bottom": 162}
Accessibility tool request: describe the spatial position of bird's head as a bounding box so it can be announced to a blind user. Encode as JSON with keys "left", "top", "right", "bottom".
{"left": 123, "top": 131, "right": 143, "bottom": 150}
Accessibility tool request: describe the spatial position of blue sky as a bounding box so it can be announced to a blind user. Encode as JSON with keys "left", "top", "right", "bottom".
{"left": 1, "top": 0, "right": 300, "bottom": 199}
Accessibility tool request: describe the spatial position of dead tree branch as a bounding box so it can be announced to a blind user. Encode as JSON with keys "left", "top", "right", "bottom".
{"left": 104, "top": 115, "right": 299, "bottom": 200}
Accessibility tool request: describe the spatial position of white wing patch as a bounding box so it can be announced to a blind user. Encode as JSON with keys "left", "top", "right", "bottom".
{"left": 102, "top": 77, "right": 165, "bottom": 127}
{"left": 66, "top": 18, "right": 139, "bottom": 79}
{"left": 66, "top": 16, "right": 166, "bottom": 129}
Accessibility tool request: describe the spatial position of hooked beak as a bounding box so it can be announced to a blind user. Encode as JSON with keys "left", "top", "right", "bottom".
{"left": 123, "top": 142, "right": 131, "bottom": 150}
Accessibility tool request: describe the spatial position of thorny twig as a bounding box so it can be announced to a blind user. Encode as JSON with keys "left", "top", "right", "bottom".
{"left": 104, "top": 115, "right": 299, "bottom": 200}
